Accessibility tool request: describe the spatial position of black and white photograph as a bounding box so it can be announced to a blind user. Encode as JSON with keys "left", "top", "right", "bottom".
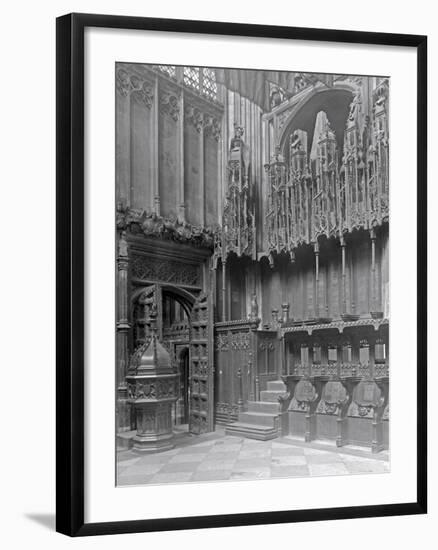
{"left": 115, "top": 64, "right": 390, "bottom": 487}
{"left": 0, "top": 0, "right": 432, "bottom": 545}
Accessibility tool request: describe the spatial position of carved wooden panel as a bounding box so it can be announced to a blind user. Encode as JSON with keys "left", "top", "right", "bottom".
{"left": 214, "top": 322, "right": 256, "bottom": 415}
{"left": 189, "top": 293, "right": 214, "bottom": 434}
{"left": 131, "top": 254, "right": 201, "bottom": 287}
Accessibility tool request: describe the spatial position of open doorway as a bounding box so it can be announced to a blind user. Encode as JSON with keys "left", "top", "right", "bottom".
{"left": 175, "top": 346, "right": 190, "bottom": 427}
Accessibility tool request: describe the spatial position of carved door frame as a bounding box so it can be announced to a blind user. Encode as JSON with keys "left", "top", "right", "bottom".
{"left": 131, "top": 282, "right": 215, "bottom": 435}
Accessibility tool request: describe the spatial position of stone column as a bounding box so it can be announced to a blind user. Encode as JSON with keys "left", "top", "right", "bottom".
{"left": 117, "top": 231, "right": 130, "bottom": 432}
{"left": 314, "top": 241, "right": 320, "bottom": 319}
{"left": 341, "top": 236, "right": 347, "bottom": 315}
{"left": 222, "top": 258, "right": 227, "bottom": 321}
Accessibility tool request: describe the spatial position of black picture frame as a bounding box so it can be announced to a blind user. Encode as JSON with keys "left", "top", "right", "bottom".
{"left": 56, "top": 12, "right": 427, "bottom": 537}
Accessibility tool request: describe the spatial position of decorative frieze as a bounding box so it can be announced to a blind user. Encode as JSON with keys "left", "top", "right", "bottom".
{"left": 131, "top": 253, "right": 201, "bottom": 287}
{"left": 127, "top": 377, "right": 178, "bottom": 400}
{"left": 116, "top": 204, "right": 215, "bottom": 249}
{"left": 214, "top": 330, "right": 251, "bottom": 351}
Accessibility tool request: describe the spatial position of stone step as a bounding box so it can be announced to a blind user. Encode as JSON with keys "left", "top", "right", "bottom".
{"left": 116, "top": 430, "right": 135, "bottom": 450}
{"left": 239, "top": 411, "right": 278, "bottom": 427}
{"left": 225, "top": 422, "right": 279, "bottom": 441}
{"left": 247, "top": 400, "right": 280, "bottom": 414}
{"left": 260, "top": 390, "right": 284, "bottom": 402}
{"left": 267, "top": 380, "right": 287, "bottom": 392}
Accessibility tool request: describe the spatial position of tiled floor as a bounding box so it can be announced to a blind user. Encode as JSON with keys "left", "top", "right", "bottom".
{"left": 117, "top": 428, "right": 389, "bottom": 486}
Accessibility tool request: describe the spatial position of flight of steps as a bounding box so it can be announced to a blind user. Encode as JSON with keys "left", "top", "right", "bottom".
{"left": 225, "top": 380, "right": 287, "bottom": 441}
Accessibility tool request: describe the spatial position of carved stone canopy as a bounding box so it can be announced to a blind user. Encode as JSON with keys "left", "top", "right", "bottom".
{"left": 128, "top": 310, "right": 175, "bottom": 377}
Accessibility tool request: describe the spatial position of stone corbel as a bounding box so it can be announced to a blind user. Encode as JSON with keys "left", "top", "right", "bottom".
{"left": 185, "top": 104, "right": 204, "bottom": 132}
{"left": 160, "top": 91, "right": 180, "bottom": 121}
{"left": 203, "top": 114, "right": 221, "bottom": 141}
{"left": 116, "top": 68, "right": 154, "bottom": 108}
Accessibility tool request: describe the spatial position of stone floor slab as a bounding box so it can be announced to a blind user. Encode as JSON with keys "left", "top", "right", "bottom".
{"left": 306, "top": 453, "right": 343, "bottom": 464}
{"left": 117, "top": 428, "right": 389, "bottom": 486}
{"left": 197, "top": 460, "right": 236, "bottom": 472}
{"left": 271, "top": 455, "right": 307, "bottom": 466}
{"left": 239, "top": 448, "right": 271, "bottom": 459}
{"left": 117, "top": 473, "right": 155, "bottom": 486}
{"left": 160, "top": 462, "right": 199, "bottom": 474}
{"left": 230, "top": 468, "right": 271, "bottom": 480}
{"left": 191, "top": 470, "right": 232, "bottom": 482}
{"left": 272, "top": 447, "right": 305, "bottom": 456}
{"left": 169, "top": 453, "right": 208, "bottom": 463}
{"left": 234, "top": 458, "right": 271, "bottom": 469}
{"left": 150, "top": 472, "right": 193, "bottom": 484}
{"left": 270, "top": 465, "right": 310, "bottom": 478}
{"left": 123, "top": 463, "right": 164, "bottom": 475}
{"left": 344, "top": 460, "right": 387, "bottom": 474}
{"left": 308, "top": 463, "right": 349, "bottom": 476}
{"left": 209, "top": 444, "right": 242, "bottom": 453}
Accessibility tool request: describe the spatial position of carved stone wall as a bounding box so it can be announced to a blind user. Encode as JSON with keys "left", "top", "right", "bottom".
{"left": 116, "top": 63, "right": 223, "bottom": 231}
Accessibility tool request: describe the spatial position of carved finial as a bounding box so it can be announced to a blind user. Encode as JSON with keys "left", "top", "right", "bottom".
{"left": 281, "top": 303, "right": 290, "bottom": 324}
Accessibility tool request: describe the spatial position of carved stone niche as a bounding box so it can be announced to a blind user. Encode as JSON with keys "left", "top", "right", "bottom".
{"left": 126, "top": 309, "right": 179, "bottom": 452}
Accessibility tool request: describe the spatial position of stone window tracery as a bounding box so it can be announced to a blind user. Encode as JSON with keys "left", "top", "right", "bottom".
{"left": 183, "top": 66, "right": 201, "bottom": 91}
{"left": 154, "top": 65, "right": 176, "bottom": 79}
{"left": 202, "top": 68, "right": 218, "bottom": 100}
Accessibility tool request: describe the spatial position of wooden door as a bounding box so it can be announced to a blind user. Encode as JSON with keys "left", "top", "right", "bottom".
{"left": 189, "top": 293, "right": 215, "bottom": 434}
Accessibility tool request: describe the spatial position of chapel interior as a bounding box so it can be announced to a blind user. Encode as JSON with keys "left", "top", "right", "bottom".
{"left": 116, "top": 64, "right": 389, "bottom": 454}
